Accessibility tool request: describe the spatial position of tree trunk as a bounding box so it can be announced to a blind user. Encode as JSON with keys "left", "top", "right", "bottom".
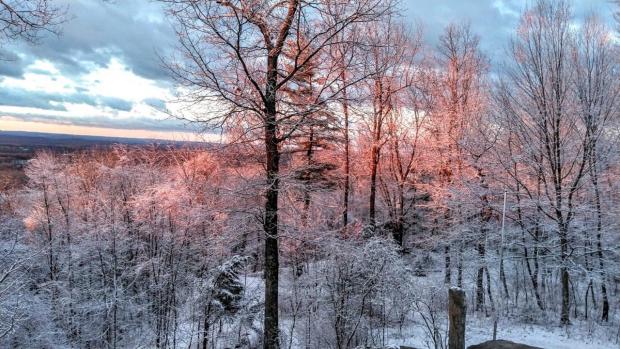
{"left": 264, "top": 59, "right": 281, "bottom": 349}
{"left": 499, "top": 191, "right": 509, "bottom": 299}
{"left": 391, "top": 184, "right": 405, "bottom": 246}
{"left": 341, "top": 72, "right": 350, "bottom": 232}
{"left": 369, "top": 78, "right": 384, "bottom": 231}
{"left": 484, "top": 266, "right": 495, "bottom": 314}
{"left": 457, "top": 244, "right": 463, "bottom": 288}
{"left": 301, "top": 128, "right": 314, "bottom": 226}
{"left": 475, "top": 241, "right": 485, "bottom": 312}
{"left": 202, "top": 314, "right": 209, "bottom": 349}
{"left": 444, "top": 245, "right": 451, "bottom": 285}
{"left": 393, "top": 217, "right": 404, "bottom": 247}
{"left": 560, "top": 227, "right": 570, "bottom": 325}
{"left": 369, "top": 144, "right": 379, "bottom": 231}
{"left": 590, "top": 148, "right": 609, "bottom": 321}
{"left": 499, "top": 256, "right": 509, "bottom": 299}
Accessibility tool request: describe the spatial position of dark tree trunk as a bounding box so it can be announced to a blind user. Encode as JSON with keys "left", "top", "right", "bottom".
{"left": 202, "top": 315, "right": 209, "bottom": 349}
{"left": 484, "top": 265, "right": 495, "bottom": 314}
{"left": 444, "top": 245, "right": 451, "bottom": 285}
{"left": 369, "top": 78, "right": 384, "bottom": 231}
{"left": 601, "top": 282, "right": 609, "bottom": 322}
{"left": 457, "top": 244, "right": 463, "bottom": 288}
{"left": 476, "top": 170, "right": 491, "bottom": 311}
{"left": 500, "top": 255, "right": 509, "bottom": 299}
{"left": 560, "top": 226, "right": 570, "bottom": 325}
{"left": 341, "top": 73, "right": 350, "bottom": 232}
{"left": 590, "top": 148, "right": 609, "bottom": 321}
{"left": 392, "top": 217, "right": 404, "bottom": 247}
{"left": 476, "top": 241, "right": 485, "bottom": 312}
{"left": 301, "top": 128, "right": 314, "bottom": 225}
{"left": 369, "top": 144, "right": 379, "bottom": 231}
{"left": 264, "top": 58, "right": 281, "bottom": 349}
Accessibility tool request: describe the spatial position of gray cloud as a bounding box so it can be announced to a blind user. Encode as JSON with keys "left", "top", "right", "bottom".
{"left": 0, "top": 89, "right": 68, "bottom": 111}
{"left": 0, "top": 89, "right": 97, "bottom": 111}
{"left": 60, "top": 93, "right": 97, "bottom": 106}
{"left": 100, "top": 97, "right": 133, "bottom": 112}
{"left": 143, "top": 98, "right": 166, "bottom": 111}
{"left": 0, "top": 87, "right": 137, "bottom": 112}
{"left": 0, "top": 48, "right": 31, "bottom": 78}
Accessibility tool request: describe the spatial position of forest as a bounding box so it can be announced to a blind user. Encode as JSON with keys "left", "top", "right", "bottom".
{"left": 0, "top": 0, "right": 619, "bottom": 348}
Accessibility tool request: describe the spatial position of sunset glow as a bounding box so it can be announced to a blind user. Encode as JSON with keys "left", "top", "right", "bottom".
{"left": 0, "top": 116, "right": 201, "bottom": 141}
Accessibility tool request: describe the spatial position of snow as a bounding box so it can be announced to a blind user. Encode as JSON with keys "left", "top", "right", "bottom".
{"left": 373, "top": 317, "right": 619, "bottom": 349}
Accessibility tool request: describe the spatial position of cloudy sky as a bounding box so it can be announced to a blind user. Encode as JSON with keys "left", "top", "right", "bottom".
{"left": 0, "top": 0, "right": 616, "bottom": 141}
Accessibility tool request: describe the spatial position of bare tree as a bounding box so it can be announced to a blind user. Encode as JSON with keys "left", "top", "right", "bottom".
{"left": 432, "top": 22, "right": 487, "bottom": 286}
{"left": 572, "top": 15, "right": 620, "bottom": 321}
{"left": 329, "top": 25, "right": 362, "bottom": 232}
{"left": 495, "top": 0, "right": 588, "bottom": 325}
{"left": 378, "top": 45, "right": 427, "bottom": 246}
{"left": 159, "top": 1, "right": 392, "bottom": 347}
{"left": 361, "top": 19, "right": 414, "bottom": 232}
{"left": 0, "top": 0, "right": 64, "bottom": 44}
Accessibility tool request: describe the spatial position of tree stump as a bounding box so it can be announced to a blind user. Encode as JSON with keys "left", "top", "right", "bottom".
{"left": 449, "top": 287, "right": 466, "bottom": 349}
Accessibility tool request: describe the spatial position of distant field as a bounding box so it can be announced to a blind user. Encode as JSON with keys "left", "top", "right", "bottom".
{"left": 0, "top": 130, "right": 198, "bottom": 190}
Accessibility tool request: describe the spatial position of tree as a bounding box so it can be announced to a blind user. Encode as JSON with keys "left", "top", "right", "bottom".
{"left": 0, "top": 214, "right": 31, "bottom": 339}
{"left": 494, "top": 0, "right": 588, "bottom": 325}
{"left": 329, "top": 25, "right": 363, "bottom": 232}
{"left": 0, "top": 0, "right": 64, "bottom": 43}
{"left": 431, "top": 22, "right": 488, "bottom": 286}
{"left": 160, "top": 1, "right": 393, "bottom": 347}
{"left": 201, "top": 256, "right": 249, "bottom": 349}
{"left": 572, "top": 15, "right": 619, "bottom": 321}
{"left": 378, "top": 47, "right": 427, "bottom": 246}
{"left": 361, "top": 19, "right": 414, "bottom": 232}
{"left": 282, "top": 35, "right": 339, "bottom": 227}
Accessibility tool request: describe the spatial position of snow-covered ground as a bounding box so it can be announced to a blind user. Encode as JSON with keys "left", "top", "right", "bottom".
{"left": 376, "top": 318, "right": 618, "bottom": 349}
{"left": 467, "top": 322, "right": 617, "bottom": 349}
{"left": 181, "top": 251, "right": 619, "bottom": 349}
{"left": 263, "top": 268, "right": 620, "bottom": 349}
{"left": 364, "top": 312, "right": 620, "bottom": 349}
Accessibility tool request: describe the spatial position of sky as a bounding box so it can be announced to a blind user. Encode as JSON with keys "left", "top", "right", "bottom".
{"left": 0, "top": 0, "right": 616, "bottom": 141}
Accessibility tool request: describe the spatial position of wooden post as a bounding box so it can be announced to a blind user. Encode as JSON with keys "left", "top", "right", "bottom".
{"left": 449, "top": 287, "right": 466, "bottom": 349}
